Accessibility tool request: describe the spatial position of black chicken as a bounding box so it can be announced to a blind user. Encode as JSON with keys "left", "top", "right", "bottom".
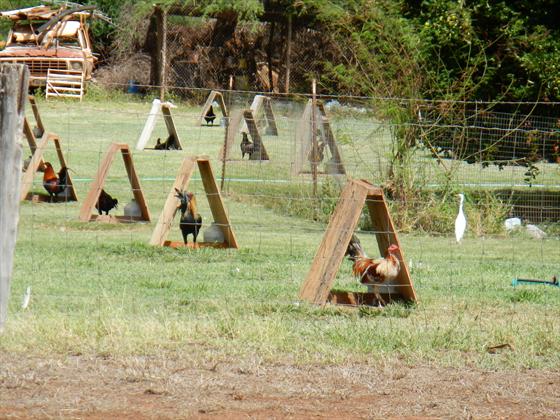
{"left": 204, "top": 105, "right": 216, "bottom": 126}
{"left": 240, "top": 132, "right": 254, "bottom": 159}
{"left": 175, "top": 188, "right": 203, "bottom": 244}
{"left": 95, "top": 189, "right": 118, "bottom": 215}
{"left": 154, "top": 134, "right": 178, "bottom": 150}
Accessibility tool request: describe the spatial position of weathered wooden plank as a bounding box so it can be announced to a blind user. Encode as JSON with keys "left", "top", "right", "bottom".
{"left": 317, "top": 103, "right": 345, "bottom": 175}
{"left": 19, "top": 132, "right": 49, "bottom": 201}
{"left": 28, "top": 95, "right": 45, "bottom": 138}
{"left": 120, "top": 145, "right": 151, "bottom": 221}
{"left": 299, "top": 180, "right": 369, "bottom": 304}
{"left": 240, "top": 95, "right": 264, "bottom": 133}
{"left": 149, "top": 156, "right": 197, "bottom": 245}
{"left": 245, "top": 110, "right": 269, "bottom": 161}
{"left": 365, "top": 186, "right": 417, "bottom": 302}
{"left": 197, "top": 159, "right": 239, "bottom": 248}
{"left": 161, "top": 104, "right": 183, "bottom": 150}
{"left": 263, "top": 98, "right": 278, "bottom": 135}
{"left": 219, "top": 109, "right": 242, "bottom": 161}
{"left": 0, "top": 64, "right": 28, "bottom": 332}
{"left": 215, "top": 93, "right": 228, "bottom": 118}
{"left": 293, "top": 100, "right": 313, "bottom": 175}
{"left": 327, "top": 291, "right": 402, "bottom": 306}
{"left": 240, "top": 95, "right": 278, "bottom": 135}
{"left": 136, "top": 99, "right": 161, "bottom": 151}
{"left": 23, "top": 118, "right": 38, "bottom": 153}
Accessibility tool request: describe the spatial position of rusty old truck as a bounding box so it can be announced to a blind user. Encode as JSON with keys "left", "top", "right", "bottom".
{"left": 0, "top": 5, "right": 97, "bottom": 88}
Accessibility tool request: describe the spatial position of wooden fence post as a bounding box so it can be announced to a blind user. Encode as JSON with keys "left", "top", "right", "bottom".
{"left": 0, "top": 64, "right": 28, "bottom": 332}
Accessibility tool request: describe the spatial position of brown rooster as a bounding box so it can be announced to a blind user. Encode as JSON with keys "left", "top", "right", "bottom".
{"left": 42, "top": 162, "right": 69, "bottom": 202}
{"left": 175, "top": 189, "right": 203, "bottom": 244}
{"left": 345, "top": 234, "right": 401, "bottom": 307}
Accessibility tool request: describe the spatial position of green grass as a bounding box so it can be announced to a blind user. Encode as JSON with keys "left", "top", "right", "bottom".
{"left": 1, "top": 96, "right": 559, "bottom": 370}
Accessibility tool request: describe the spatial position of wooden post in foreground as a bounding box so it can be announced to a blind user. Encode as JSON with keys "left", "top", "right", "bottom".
{"left": 0, "top": 64, "right": 28, "bottom": 332}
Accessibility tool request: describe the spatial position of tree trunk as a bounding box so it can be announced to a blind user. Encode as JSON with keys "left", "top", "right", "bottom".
{"left": 211, "top": 11, "right": 238, "bottom": 47}
{"left": 284, "top": 15, "right": 292, "bottom": 93}
{"left": 267, "top": 21, "right": 276, "bottom": 92}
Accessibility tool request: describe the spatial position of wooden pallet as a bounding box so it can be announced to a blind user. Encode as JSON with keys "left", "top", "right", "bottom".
{"left": 46, "top": 69, "right": 84, "bottom": 101}
{"left": 150, "top": 155, "right": 238, "bottom": 249}
{"left": 299, "top": 179, "right": 417, "bottom": 307}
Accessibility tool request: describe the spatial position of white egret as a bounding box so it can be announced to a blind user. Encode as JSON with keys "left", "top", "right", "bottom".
{"left": 455, "top": 193, "right": 467, "bottom": 243}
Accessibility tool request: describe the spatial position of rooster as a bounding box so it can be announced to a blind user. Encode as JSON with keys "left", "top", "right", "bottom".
{"left": 240, "top": 132, "right": 254, "bottom": 159}
{"left": 175, "top": 189, "right": 203, "bottom": 244}
{"left": 42, "top": 162, "right": 69, "bottom": 201}
{"left": 345, "top": 234, "right": 401, "bottom": 307}
{"left": 204, "top": 105, "right": 216, "bottom": 126}
{"left": 95, "top": 189, "right": 118, "bottom": 215}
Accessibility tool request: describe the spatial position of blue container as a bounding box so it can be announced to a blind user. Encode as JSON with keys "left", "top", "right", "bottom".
{"left": 127, "top": 80, "right": 139, "bottom": 94}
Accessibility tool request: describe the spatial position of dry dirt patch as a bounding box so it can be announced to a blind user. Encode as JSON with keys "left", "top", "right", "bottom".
{"left": 1, "top": 353, "right": 559, "bottom": 418}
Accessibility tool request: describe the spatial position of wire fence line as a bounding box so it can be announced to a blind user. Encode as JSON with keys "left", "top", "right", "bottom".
{"left": 9, "top": 85, "right": 559, "bottom": 315}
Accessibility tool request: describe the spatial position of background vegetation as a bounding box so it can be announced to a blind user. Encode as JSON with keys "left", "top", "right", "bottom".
{"left": 4, "top": 0, "right": 560, "bottom": 101}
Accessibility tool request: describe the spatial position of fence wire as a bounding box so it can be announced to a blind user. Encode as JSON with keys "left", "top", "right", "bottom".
{"left": 10, "top": 86, "right": 560, "bottom": 317}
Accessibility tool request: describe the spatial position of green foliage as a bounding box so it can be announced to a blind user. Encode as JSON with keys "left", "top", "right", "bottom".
{"left": 405, "top": 0, "right": 560, "bottom": 101}
{"left": 311, "top": 0, "right": 423, "bottom": 98}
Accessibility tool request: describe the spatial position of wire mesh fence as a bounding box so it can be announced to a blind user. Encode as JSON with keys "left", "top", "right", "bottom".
{"left": 10, "top": 85, "right": 560, "bottom": 318}
{"left": 99, "top": 13, "right": 331, "bottom": 95}
{"left": 164, "top": 16, "right": 324, "bottom": 93}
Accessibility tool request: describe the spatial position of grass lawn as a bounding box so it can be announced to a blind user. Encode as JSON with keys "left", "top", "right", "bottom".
{"left": 2, "top": 95, "right": 559, "bottom": 371}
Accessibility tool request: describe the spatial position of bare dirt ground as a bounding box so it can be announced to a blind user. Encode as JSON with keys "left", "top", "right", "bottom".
{"left": 1, "top": 353, "right": 559, "bottom": 419}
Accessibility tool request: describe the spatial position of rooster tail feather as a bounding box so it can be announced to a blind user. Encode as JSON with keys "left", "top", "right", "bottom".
{"left": 346, "top": 234, "right": 366, "bottom": 260}
{"left": 58, "top": 167, "right": 69, "bottom": 188}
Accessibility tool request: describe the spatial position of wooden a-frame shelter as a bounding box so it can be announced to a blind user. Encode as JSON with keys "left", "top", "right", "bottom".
{"left": 293, "top": 99, "right": 346, "bottom": 176}
{"left": 22, "top": 117, "right": 45, "bottom": 169}
{"left": 136, "top": 100, "right": 184, "bottom": 151}
{"left": 28, "top": 95, "right": 45, "bottom": 138}
{"left": 219, "top": 109, "right": 270, "bottom": 161}
{"left": 299, "top": 179, "right": 417, "bottom": 307}
{"left": 197, "top": 90, "right": 228, "bottom": 126}
{"left": 19, "top": 132, "right": 79, "bottom": 202}
{"left": 79, "top": 143, "right": 151, "bottom": 223}
{"left": 22, "top": 95, "right": 46, "bottom": 168}
{"left": 150, "top": 155, "right": 238, "bottom": 249}
{"left": 239, "top": 95, "right": 278, "bottom": 136}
